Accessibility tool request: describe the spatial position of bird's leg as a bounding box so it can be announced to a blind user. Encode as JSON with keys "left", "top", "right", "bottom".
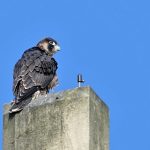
{"left": 48, "top": 75, "right": 59, "bottom": 91}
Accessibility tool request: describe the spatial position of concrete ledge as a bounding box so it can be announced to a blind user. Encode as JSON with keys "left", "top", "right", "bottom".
{"left": 3, "top": 86, "right": 109, "bottom": 150}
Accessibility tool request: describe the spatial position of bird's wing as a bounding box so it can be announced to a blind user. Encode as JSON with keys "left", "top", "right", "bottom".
{"left": 13, "top": 47, "right": 58, "bottom": 102}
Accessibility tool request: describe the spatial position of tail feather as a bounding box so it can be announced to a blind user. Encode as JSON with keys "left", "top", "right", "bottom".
{"left": 9, "top": 97, "right": 32, "bottom": 114}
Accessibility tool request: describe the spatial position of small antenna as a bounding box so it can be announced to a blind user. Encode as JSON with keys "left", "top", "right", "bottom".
{"left": 77, "top": 74, "right": 85, "bottom": 87}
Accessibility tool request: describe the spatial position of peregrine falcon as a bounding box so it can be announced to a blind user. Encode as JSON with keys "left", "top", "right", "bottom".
{"left": 9, "top": 37, "right": 60, "bottom": 113}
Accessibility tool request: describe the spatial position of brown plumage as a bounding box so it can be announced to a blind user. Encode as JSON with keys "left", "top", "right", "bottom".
{"left": 9, "top": 37, "right": 60, "bottom": 113}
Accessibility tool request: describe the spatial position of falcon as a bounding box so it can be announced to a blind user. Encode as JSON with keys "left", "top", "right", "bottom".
{"left": 9, "top": 37, "right": 60, "bottom": 113}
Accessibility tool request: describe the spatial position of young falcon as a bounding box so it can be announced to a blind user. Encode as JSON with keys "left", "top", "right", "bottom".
{"left": 9, "top": 37, "right": 60, "bottom": 113}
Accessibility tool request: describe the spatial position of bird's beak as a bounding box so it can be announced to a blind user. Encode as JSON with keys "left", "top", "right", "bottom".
{"left": 54, "top": 45, "right": 61, "bottom": 51}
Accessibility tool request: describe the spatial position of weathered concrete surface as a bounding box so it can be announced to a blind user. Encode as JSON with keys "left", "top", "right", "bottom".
{"left": 3, "top": 86, "right": 109, "bottom": 150}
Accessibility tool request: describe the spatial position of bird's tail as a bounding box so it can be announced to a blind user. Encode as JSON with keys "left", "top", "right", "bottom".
{"left": 9, "top": 97, "right": 32, "bottom": 114}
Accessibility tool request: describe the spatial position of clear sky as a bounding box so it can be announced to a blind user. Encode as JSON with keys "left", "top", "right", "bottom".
{"left": 0, "top": 0, "right": 150, "bottom": 149}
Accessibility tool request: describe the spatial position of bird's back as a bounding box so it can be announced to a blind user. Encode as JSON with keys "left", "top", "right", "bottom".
{"left": 13, "top": 47, "right": 57, "bottom": 102}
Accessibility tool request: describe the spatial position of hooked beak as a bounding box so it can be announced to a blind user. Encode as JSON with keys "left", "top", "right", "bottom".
{"left": 54, "top": 45, "right": 60, "bottom": 51}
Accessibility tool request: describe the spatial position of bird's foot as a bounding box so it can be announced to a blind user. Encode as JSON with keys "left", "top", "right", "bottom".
{"left": 32, "top": 90, "right": 48, "bottom": 100}
{"left": 32, "top": 90, "right": 41, "bottom": 100}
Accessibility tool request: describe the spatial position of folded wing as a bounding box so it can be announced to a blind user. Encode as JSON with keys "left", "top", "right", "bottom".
{"left": 13, "top": 47, "right": 58, "bottom": 102}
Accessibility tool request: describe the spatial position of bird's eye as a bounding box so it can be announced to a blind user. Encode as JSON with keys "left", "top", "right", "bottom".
{"left": 49, "top": 41, "right": 55, "bottom": 45}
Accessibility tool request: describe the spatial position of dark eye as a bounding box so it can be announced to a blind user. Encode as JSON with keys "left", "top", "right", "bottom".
{"left": 49, "top": 41, "right": 55, "bottom": 45}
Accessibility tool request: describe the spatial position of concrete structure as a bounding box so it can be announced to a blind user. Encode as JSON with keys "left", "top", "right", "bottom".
{"left": 3, "top": 86, "right": 109, "bottom": 150}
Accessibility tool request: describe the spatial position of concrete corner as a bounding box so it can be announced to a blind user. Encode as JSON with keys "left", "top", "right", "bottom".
{"left": 3, "top": 86, "right": 109, "bottom": 150}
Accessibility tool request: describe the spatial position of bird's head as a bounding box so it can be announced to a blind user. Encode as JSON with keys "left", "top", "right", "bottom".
{"left": 37, "top": 37, "right": 60, "bottom": 55}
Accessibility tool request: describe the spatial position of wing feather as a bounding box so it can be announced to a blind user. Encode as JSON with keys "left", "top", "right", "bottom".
{"left": 13, "top": 47, "right": 58, "bottom": 102}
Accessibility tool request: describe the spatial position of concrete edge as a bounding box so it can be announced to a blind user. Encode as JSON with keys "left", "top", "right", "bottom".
{"left": 3, "top": 86, "right": 93, "bottom": 115}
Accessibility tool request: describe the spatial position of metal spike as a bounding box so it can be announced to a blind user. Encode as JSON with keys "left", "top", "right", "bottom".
{"left": 77, "top": 74, "right": 85, "bottom": 87}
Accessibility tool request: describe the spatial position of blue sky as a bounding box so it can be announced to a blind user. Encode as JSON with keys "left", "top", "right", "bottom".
{"left": 1, "top": 0, "right": 150, "bottom": 149}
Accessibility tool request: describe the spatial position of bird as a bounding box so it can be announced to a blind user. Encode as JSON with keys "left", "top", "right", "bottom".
{"left": 9, "top": 37, "right": 60, "bottom": 113}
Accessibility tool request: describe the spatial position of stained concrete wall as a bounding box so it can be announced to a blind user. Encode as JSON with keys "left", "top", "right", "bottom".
{"left": 3, "top": 86, "right": 109, "bottom": 150}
